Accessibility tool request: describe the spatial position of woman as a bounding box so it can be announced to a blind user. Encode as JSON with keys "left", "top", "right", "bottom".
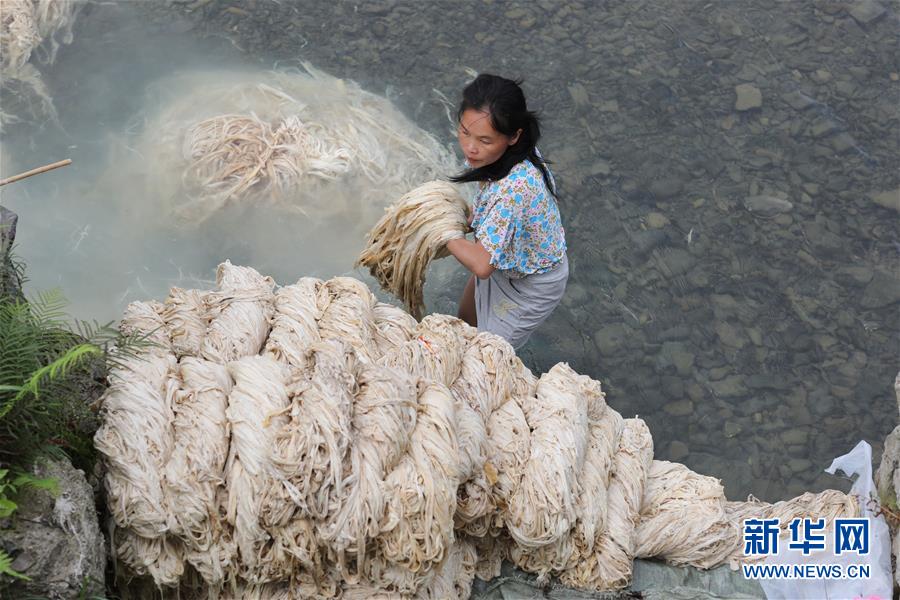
{"left": 445, "top": 74, "right": 568, "bottom": 350}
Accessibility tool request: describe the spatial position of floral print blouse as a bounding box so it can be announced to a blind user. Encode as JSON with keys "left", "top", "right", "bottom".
{"left": 471, "top": 158, "right": 567, "bottom": 278}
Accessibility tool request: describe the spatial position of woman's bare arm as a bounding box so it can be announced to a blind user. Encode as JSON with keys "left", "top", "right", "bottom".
{"left": 446, "top": 238, "right": 495, "bottom": 279}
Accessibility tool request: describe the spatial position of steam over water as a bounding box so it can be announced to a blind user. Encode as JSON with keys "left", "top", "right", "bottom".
{"left": 1, "top": 0, "right": 898, "bottom": 502}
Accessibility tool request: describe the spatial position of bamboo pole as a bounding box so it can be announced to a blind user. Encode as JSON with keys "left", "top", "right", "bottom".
{"left": 0, "top": 159, "right": 72, "bottom": 186}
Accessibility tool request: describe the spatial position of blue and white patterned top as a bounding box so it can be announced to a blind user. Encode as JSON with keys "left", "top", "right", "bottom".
{"left": 471, "top": 158, "right": 567, "bottom": 278}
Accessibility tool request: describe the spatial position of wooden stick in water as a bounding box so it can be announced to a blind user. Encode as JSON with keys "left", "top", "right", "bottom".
{"left": 0, "top": 159, "right": 72, "bottom": 186}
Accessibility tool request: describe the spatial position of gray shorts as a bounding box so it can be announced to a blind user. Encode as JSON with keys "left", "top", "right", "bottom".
{"left": 474, "top": 254, "right": 569, "bottom": 349}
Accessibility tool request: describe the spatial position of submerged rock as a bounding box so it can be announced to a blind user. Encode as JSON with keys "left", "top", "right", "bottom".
{"left": 744, "top": 195, "right": 793, "bottom": 216}
{"left": 734, "top": 83, "right": 762, "bottom": 111}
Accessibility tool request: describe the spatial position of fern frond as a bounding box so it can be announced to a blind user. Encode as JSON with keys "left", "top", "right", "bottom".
{"left": 3, "top": 343, "right": 101, "bottom": 414}
{"left": 0, "top": 548, "right": 29, "bottom": 580}
{"left": 11, "top": 473, "right": 59, "bottom": 496}
{"left": 26, "top": 288, "right": 69, "bottom": 326}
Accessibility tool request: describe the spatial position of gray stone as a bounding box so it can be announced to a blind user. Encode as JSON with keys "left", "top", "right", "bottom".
{"left": 830, "top": 132, "right": 857, "bottom": 153}
{"left": 646, "top": 212, "right": 670, "bottom": 228}
{"left": 0, "top": 457, "right": 105, "bottom": 599}
{"left": 661, "top": 376, "right": 685, "bottom": 400}
{"left": 588, "top": 159, "right": 612, "bottom": 177}
{"left": 668, "top": 440, "right": 690, "bottom": 462}
{"left": 802, "top": 220, "right": 845, "bottom": 257}
{"left": 780, "top": 428, "right": 809, "bottom": 445}
{"left": 0, "top": 205, "right": 16, "bottom": 257}
{"left": 734, "top": 83, "right": 762, "bottom": 111}
{"left": 631, "top": 229, "right": 669, "bottom": 258}
{"left": 715, "top": 320, "right": 745, "bottom": 349}
{"left": 860, "top": 269, "right": 900, "bottom": 308}
{"left": 649, "top": 176, "right": 684, "bottom": 200}
{"left": 782, "top": 90, "right": 815, "bottom": 110}
{"left": 659, "top": 341, "right": 695, "bottom": 377}
{"left": 848, "top": 0, "right": 886, "bottom": 25}
{"left": 567, "top": 82, "right": 590, "bottom": 108}
{"left": 788, "top": 458, "right": 813, "bottom": 474}
{"left": 869, "top": 188, "right": 900, "bottom": 212}
{"left": 810, "top": 119, "right": 839, "bottom": 138}
{"left": 724, "top": 421, "right": 743, "bottom": 438}
{"left": 0, "top": 206, "right": 22, "bottom": 300}
{"left": 745, "top": 374, "right": 792, "bottom": 390}
{"left": 835, "top": 266, "right": 874, "bottom": 286}
{"left": 744, "top": 195, "right": 793, "bottom": 216}
{"left": 709, "top": 375, "right": 745, "bottom": 398}
{"left": 658, "top": 248, "right": 696, "bottom": 277}
{"left": 664, "top": 399, "right": 694, "bottom": 417}
{"left": 593, "top": 323, "right": 630, "bottom": 356}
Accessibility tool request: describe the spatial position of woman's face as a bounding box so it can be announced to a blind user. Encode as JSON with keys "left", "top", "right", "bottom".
{"left": 457, "top": 108, "right": 521, "bottom": 168}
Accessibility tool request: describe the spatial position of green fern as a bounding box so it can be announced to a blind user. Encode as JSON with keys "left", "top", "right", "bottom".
{"left": 0, "top": 253, "right": 149, "bottom": 472}
{"left": 0, "top": 548, "right": 29, "bottom": 581}
{"left": 3, "top": 343, "right": 102, "bottom": 416}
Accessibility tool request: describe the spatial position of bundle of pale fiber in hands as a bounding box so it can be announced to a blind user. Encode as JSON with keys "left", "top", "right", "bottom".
{"left": 357, "top": 180, "right": 470, "bottom": 320}
{"left": 95, "top": 261, "right": 860, "bottom": 598}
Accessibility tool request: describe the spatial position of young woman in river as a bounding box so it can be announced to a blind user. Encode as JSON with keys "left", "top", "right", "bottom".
{"left": 444, "top": 74, "right": 568, "bottom": 350}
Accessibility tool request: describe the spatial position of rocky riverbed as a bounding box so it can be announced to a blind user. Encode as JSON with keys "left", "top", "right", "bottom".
{"left": 131, "top": 0, "right": 900, "bottom": 502}
{"left": 4, "top": 0, "right": 898, "bottom": 503}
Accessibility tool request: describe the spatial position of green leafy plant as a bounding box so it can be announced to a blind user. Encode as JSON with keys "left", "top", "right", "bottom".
{"left": 0, "top": 251, "right": 147, "bottom": 472}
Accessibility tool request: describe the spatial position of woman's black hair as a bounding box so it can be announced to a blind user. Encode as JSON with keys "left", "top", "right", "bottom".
{"left": 449, "top": 74, "right": 557, "bottom": 196}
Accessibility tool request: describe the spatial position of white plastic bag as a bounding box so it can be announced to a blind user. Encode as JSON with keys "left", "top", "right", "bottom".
{"left": 757, "top": 440, "right": 893, "bottom": 600}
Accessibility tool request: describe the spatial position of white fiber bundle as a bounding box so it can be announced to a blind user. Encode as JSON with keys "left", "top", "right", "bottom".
{"left": 452, "top": 332, "right": 518, "bottom": 418}
{"left": 161, "top": 287, "right": 209, "bottom": 357}
{"left": 184, "top": 112, "right": 352, "bottom": 211}
{"left": 113, "top": 530, "right": 185, "bottom": 587}
{"left": 0, "top": 0, "right": 80, "bottom": 129}
{"left": 216, "top": 581, "right": 292, "bottom": 600}
{"left": 134, "top": 67, "right": 457, "bottom": 224}
{"left": 120, "top": 299, "right": 170, "bottom": 350}
{"left": 270, "top": 342, "right": 357, "bottom": 523}
{"left": 414, "top": 536, "right": 477, "bottom": 600}
{"left": 635, "top": 460, "right": 737, "bottom": 569}
{"left": 321, "top": 362, "right": 417, "bottom": 570}
{"left": 101, "top": 265, "right": 868, "bottom": 596}
{"left": 223, "top": 355, "right": 291, "bottom": 579}
{"left": 372, "top": 301, "right": 419, "bottom": 357}
{"left": 511, "top": 360, "right": 538, "bottom": 399}
{"left": 316, "top": 277, "right": 378, "bottom": 363}
{"left": 411, "top": 314, "right": 471, "bottom": 386}
{"left": 561, "top": 417, "right": 654, "bottom": 591}
{"left": 509, "top": 372, "right": 611, "bottom": 579}
{"left": 265, "top": 517, "right": 326, "bottom": 591}
{"left": 265, "top": 277, "right": 322, "bottom": 368}
{"left": 483, "top": 397, "right": 531, "bottom": 532}
{"left": 375, "top": 313, "right": 470, "bottom": 389}
{"left": 566, "top": 407, "right": 624, "bottom": 565}
{"left": 163, "top": 358, "right": 234, "bottom": 585}
{"left": 94, "top": 301, "right": 177, "bottom": 539}
{"left": 201, "top": 261, "right": 275, "bottom": 363}
{"left": 448, "top": 331, "right": 505, "bottom": 535}
{"left": 379, "top": 383, "right": 461, "bottom": 591}
{"left": 357, "top": 180, "right": 470, "bottom": 319}
{"left": 451, "top": 397, "right": 490, "bottom": 532}
{"left": 507, "top": 364, "right": 591, "bottom": 549}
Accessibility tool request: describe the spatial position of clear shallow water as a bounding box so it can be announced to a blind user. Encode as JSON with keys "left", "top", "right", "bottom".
{"left": 1, "top": 0, "right": 898, "bottom": 501}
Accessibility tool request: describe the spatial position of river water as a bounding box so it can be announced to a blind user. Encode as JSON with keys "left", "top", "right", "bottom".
{"left": 1, "top": 0, "right": 897, "bottom": 502}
